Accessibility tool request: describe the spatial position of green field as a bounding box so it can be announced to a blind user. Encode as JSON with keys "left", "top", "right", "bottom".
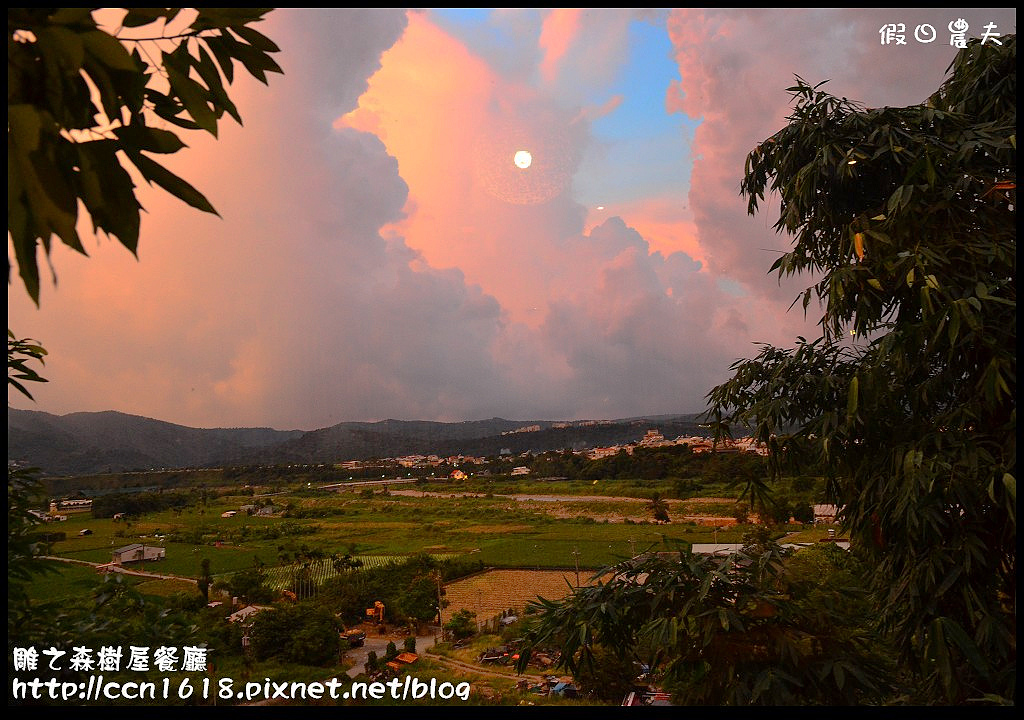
{"left": 34, "top": 479, "right": 778, "bottom": 596}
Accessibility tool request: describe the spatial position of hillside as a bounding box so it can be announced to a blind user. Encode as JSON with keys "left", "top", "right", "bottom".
{"left": 7, "top": 408, "right": 709, "bottom": 476}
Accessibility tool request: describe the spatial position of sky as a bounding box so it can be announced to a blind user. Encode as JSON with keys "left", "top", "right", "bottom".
{"left": 7, "top": 8, "right": 1017, "bottom": 431}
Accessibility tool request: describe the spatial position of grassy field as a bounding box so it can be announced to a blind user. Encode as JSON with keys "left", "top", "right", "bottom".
{"left": 33, "top": 477, "right": 804, "bottom": 602}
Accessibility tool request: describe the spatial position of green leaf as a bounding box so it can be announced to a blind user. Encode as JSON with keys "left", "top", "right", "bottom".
{"left": 36, "top": 26, "right": 86, "bottom": 74}
{"left": 938, "top": 617, "right": 990, "bottom": 680}
{"left": 48, "top": 8, "right": 95, "bottom": 26}
{"left": 886, "top": 186, "right": 903, "bottom": 214}
{"left": 846, "top": 376, "right": 858, "bottom": 419}
{"left": 948, "top": 308, "right": 961, "bottom": 344}
{"left": 126, "top": 152, "right": 218, "bottom": 215}
{"left": 76, "top": 141, "right": 141, "bottom": 253}
{"left": 192, "top": 46, "right": 241, "bottom": 124}
{"left": 204, "top": 35, "right": 236, "bottom": 84}
{"left": 8, "top": 105, "right": 44, "bottom": 153}
{"left": 165, "top": 61, "right": 219, "bottom": 135}
{"left": 121, "top": 9, "right": 179, "bottom": 28}
{"left": 82, "top": 30, "right": 139, "bottom": 72}
{"left": 113, "top": 125, "right": 186, "bottom": 154}
{"left": 213, "top": 32, "right": 283, "bottom": 84}
{"left": 230, "top": 24, "right": 281, "bottom": 53}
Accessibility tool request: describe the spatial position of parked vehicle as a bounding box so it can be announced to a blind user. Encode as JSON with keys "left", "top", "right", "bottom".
{"left": 345, "top": 630, "right": 367, "bottom": 647}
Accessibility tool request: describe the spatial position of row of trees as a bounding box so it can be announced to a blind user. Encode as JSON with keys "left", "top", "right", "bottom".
{"left": 317, "top": 554, "right": 485, "bottom": 627}
{"left": 90, "top": 489, "right": 194, "bottom": 518}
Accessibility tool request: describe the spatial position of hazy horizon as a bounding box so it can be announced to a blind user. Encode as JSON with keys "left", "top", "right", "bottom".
{"left": 8, "top": 405, "right": 709, "bottom": 434}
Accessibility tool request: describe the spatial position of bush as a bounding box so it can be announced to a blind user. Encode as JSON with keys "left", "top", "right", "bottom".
{"left": 443, "top": 609, "right": 477, "bottom": 641}
{"left": 249, "top": 604, "right": 341, "bottom": 666}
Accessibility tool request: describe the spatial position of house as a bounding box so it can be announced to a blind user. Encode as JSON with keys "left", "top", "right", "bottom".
{"left": 385, "top": 652, "right": 419, "bottom": 672}
{"left": 639, "top": 429, "right": 665, "bottom": 447}
{"left": 111, "top": 543, "right": 165, "bottom": 565}
{"left": 227, "top": 605, "right": 271, "bottom": 624}
{"left": 510, "top": 466, "right": 530, "bottom": 476}
{"left": 588, "top": 446, "right": 621, "bottom": 460}
{"left": 813, "top": 504, "right": 839, "bottom": 524}
{"left": 450, "top": 469, "right": 467, "bottom": 481}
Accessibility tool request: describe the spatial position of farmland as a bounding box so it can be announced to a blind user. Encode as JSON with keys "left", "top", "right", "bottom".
{"left": 442, "top": 569, "right": 603, "bottom": 623}
{"left": 39, "top": 480, "right": 760, "bottom": 586}
{"left": 15, "top": 469, "right": 832, "bottom": 708}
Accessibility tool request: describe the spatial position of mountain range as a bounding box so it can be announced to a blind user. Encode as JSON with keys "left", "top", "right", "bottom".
{"left": 7, "top": 408, "right": 711, "bottom": 476}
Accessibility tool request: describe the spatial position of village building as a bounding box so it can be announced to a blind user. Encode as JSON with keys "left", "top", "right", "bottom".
{"left": 111, "top": 543, "right": 165, "bottom": 565}
{"left": 227, "top": 605, "right": 272, "bottom": 624}
{"left": 813, "top": 504, "right": 839, "bottom": 524}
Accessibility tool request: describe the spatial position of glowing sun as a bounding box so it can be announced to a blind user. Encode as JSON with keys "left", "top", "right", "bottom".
{"left": 513, "top": 150, "right": 532, "bottom": 169}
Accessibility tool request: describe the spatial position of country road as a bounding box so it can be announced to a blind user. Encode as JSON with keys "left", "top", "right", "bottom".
{"left": 42, "top": 555, "right": 198, "bottom": 584}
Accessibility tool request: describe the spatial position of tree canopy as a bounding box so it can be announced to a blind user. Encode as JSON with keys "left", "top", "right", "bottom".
{"left": 8, "top": 8, "right": 282, "bottom": 304}
{"left": 518, "top": 36, "right": 1015, "bottom": 705}
{"left": 518, "top": 542, "right": 892, "bottom": 704}
{"left": 7, "top": 7, "right": 282, "bottom": 662}
{"left": 707, "top": 36, "right": 1015, "bottom": 703}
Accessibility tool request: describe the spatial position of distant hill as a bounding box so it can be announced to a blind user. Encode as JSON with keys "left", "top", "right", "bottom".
{"left": 7, "top": 409, "right": 303, "bottom": 475}
{"left": 7, "top": 408, "right": 710, "bottom": 476}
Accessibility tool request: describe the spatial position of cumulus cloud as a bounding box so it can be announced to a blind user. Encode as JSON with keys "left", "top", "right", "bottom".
{"left": 10, "top": 9, "right": 1011, "bottom": 430}
{"left": 666, "top": 8, "right": 1017, "bottom": 301}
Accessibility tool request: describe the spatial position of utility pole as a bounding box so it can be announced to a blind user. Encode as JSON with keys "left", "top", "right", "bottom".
{"left": 435, "top": 572, "right": 444, "bottom": 631}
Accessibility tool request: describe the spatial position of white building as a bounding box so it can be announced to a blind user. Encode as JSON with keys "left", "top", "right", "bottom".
{"left": 111, "top": 543, "right": 165, "bottom": 565}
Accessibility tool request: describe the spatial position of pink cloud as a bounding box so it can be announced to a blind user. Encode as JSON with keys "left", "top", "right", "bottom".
{"left": 539, "top": 8, "right": 583, "bottom": 86}
{"left": 586, "top": 196, "right": 703, "bottom": 266}
{"left": 666, "top": 8, "right": 1016, "bottom": 305}
{"left": 18, "top": 9, "right": 1006, "bottom": 429}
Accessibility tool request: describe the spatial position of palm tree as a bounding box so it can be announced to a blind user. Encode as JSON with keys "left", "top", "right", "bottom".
{"left": 646, "top": 493, "right": 670, "bottom": 524}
